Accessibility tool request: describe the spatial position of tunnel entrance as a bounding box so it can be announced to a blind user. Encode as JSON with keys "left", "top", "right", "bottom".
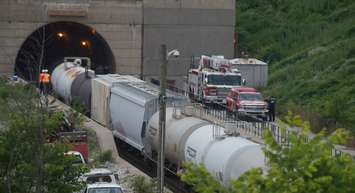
{"left": 15, "top": 21, "right": 115, "bottom": 81}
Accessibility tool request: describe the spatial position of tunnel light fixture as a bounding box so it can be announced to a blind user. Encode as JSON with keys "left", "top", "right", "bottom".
{"left": 81, "top": 41, "right": 88, "bottom": 46}
{"left": 57, "top": 32, "right": 64, "bottom": 38}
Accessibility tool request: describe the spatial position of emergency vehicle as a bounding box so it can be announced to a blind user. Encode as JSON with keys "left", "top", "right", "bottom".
{"left": 187, "top": 55, "right": 244, "bottom": 104}
{"left": 226, "top": 87, "right": 268, "bottom": 120}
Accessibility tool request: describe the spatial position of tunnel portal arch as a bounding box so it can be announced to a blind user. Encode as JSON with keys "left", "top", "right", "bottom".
{"left": 15, "top": 21, "right": 115, "bottom": 81}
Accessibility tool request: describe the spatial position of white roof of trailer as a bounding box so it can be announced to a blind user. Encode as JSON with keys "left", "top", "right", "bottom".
{"left": 95, "top": 74, "right": 144, "bottom": 86}
{"left": 125, "top": 82, "right": 160, "bottom": 96}
{"left": 230, "top": 58, "right": 267, "bottom": 65}
{"left": 111, "top": 82, "right": 158, "bottom": 107}
{"left": 110, "top": 81, "right": 186, "bottom": 107}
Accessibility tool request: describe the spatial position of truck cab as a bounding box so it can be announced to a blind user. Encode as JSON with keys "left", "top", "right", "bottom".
{"left": 188, "top": 55, "right": 243, "bottom": 105}
{"left": 226, "top": 87, "right": 268, "bottom": 120}
{"left": 200, "top": 70, "right": 241, "bottom": 104}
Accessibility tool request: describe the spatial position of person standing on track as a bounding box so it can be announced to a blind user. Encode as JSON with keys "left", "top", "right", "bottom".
{"left": 39, "top": 69, "right": 50, "bottom": 95}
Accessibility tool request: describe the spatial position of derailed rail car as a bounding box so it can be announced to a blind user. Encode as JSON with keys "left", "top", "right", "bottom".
{"left": 110, "top": 82, "right": 160, "bottom": 150}
{"left": 50, "top": 58, "right": 266, "bottom": 186}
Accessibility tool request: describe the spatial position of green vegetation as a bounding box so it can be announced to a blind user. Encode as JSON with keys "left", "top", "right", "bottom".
{"left": 180, "top": 114, "right": 355, "bottom": 193}
{"left": 124, "top": 175, "right": 157, "bottom": 193}
{"left": 236, "top": 0, "right": 355, "bottom": 134}
{"left": 0, "top": 79, "right": 86, "bottom": 193}
{"left": 93, "top": 150, "right": 114, "bottom": 165}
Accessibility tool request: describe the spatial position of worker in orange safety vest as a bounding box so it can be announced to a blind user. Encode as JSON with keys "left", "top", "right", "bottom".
{"left": 39, "top": 69, "right": 50, "bottom": 94}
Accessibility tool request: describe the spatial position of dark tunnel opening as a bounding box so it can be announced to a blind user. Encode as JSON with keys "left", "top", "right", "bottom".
{"left": 15, "top": 21, "right": 115, "bottom": 81}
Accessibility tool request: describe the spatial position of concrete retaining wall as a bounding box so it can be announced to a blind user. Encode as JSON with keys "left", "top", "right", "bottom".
{"left": 142, "top": 0, "right": 235, "bottom": 81}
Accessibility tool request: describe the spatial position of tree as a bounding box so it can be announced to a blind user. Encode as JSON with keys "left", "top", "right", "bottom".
{"left": 0, "top": 79, "right": 85, "bottom": 193}
{"left": 124, "top": 175, "right": 157, "bottom": 193}
{"left": 180, "top": 113, "right": 355, "bottom": 193}
{"left": 179, "top": 162, "right": 228, "bottom": 193}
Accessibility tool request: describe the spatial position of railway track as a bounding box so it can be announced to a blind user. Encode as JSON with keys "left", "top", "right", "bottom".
{"left": 114, "top": 138, "right": 192, "bottom": 193}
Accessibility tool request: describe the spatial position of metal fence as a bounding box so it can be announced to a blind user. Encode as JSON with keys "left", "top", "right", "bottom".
{"left": 163, "top": 83, "right": 355, "bottom": 159}
{"left": 181, "top": 103, "right": 355, "bottom": 159}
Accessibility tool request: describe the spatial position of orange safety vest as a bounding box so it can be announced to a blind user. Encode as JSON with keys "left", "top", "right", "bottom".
{"left": 39, "top": 73, "right": 50, "bottom": 83}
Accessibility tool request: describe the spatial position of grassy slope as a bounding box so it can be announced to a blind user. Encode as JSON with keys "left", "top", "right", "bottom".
{"left": 236, "top": 0, "right": 355, "bottom": 133}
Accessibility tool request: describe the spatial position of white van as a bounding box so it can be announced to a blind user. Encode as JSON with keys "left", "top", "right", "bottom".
{"left": 81, "top": 168, "right": 118, "bottom": 184}
{"left": 83, "top": 183, "right": 123, "bottom": 193}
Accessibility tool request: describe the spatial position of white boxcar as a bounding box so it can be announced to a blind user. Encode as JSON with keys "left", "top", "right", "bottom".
{"left": 91, "top": 74, "right": 143, "bottom": 127}
{"left": 230, "top": 58, "right": 268, "bottom": 87}
{"left": 110, "top": 82, "right": 160, "bottom": 151}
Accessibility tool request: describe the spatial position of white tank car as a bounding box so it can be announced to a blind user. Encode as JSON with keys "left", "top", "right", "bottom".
{"left": 144, "top": 108, "right": 210, "bottom": 165}
{"left": 51, "top": 59, "right": 94, "bottom": 103}
{"left": 185, "top": 126, "right": 265, "bottom": 185}
{"left": 145, "top": 107, "right": 266, "bottom": 185}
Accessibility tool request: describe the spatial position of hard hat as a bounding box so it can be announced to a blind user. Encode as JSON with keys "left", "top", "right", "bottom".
{"left": 12, "top": 75, "right": 18, "bottom": 81}
{"left": 41, "top": 69, "right": 48, "bottom": 73}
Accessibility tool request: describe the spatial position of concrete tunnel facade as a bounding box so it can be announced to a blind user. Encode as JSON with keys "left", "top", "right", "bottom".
{"left": 0, "top": 0, "right": 235, "bottom": 88}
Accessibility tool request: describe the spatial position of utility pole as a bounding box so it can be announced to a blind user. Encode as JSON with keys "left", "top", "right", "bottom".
{"left": 234, "top": 0, "right": 238, "bottom": 58}
{"left": 158, "top": 44, "right": 167, "bottom": 193}
{"left": 35, "top": 24, "right": 46, "bottom": 193}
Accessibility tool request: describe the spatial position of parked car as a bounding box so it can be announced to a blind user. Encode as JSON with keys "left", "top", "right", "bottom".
{"left": 59, "top": 131, "right": 89, "bottom": 163}
{"left": 226, "top": 86, "right": 268, "bottom": 120}
{"left": 83, "top": 183, "right": 123, "bottom": 193}
{"left": 64, "top": 150, "right": 86, "bottom": 165}
{"left": 81, "top": 168, "right": 118, "bottom": 184}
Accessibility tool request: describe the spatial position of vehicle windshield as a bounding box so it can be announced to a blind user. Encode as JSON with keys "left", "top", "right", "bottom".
{"left": 72, "top": 154, "right": 84, "bottom": 164}
{"left": 239, "top": 93, "right": 262, "bottom": 101}
{"left": 207, "top": 75, "right": 241, "bottom": 86}
{"left": 207, "top": 75, "right": 224, "bottom": 85}
{"left": 64, "top": 153, "right": 85, "bottom": 165}
{"left": 88, "top": 187, "right": 123, "bottom": 193}
{"left": 86, "top": 175, "right": 112, "bottom": 184}
{"left": 224, "top": 75, "right": 241, "bottom": 86}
